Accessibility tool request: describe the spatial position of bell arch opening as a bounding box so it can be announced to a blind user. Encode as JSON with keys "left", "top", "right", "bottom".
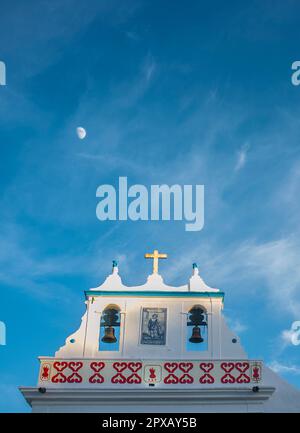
{"left": 98, "top": 305, "right": 121, "bottom": 352}
{"left": 186, "top": 304, "right": 208, "bottom": 351}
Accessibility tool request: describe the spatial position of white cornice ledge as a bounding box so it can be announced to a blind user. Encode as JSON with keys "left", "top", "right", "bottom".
{"left": 20, "top": 386, "right": 275, "bottom": 408}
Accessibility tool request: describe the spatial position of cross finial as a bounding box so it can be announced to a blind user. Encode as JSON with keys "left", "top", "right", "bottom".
{"left": 144, "top": 249, "right": 168, "bottom": 274}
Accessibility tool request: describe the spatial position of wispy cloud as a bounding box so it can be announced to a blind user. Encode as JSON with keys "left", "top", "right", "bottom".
{"left": 281, "top": 328, "right": 296, "bottom": 347}
{"left": 0, "top": 0, "right": 138, "bottom": 80}
{"left": 143, "top": 54, "right": 156, "bottom": 83}
{"left": 235, "top": 142, "right": 250, "bottom": 171}
{"left": 225, "top": 316, "right": 248, "bottom": 335}
{"left": 233, "top": 237, "right": 300, "bottom": 318}
{"left": 125, "top": 31, "right": 140, "bottom": 41}
{"left": 164, "top": 235, "right": 300, "bottom": 318}
{"left": 76, "top": 152, "right": 147, "bottom": 175}
{"left": 268, "top": 360, "right": 300, "bottom": 375}
{"left": 0, "top": 222, "right": 130, "bottom": 301}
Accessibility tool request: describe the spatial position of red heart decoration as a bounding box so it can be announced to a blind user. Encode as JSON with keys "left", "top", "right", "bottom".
{"left": 128, "top": 362, "right": 142, "bottom": 372}
{"left": 200, "top": 374, "right": 214, "bottom": 384}
{"left": 221, "top": 374, "right": 235, "bottom": 384}
{"left": 113, "top": 362, "right": 127, "bottom": 372}
{"left": 200, "top": 362, "right": 214, "bottom": 373}
{"left": 67, "top": 372, "right": 82, "bottom": 383}
{"left": 52, "top": 374, "right": 67, "bottom": 383}
{"left": 89, "top": 374, "right": 104, "bottom": 384}
{"left": 68, "top": 361, "right": 83, "bottom": 372}
{"left": 90, "top": 362, "right": 105, "bottom": 372}
{"left": 164, "top": 362, "right": 178, "bottom": 373}
{"left": 127, "top": 373, "right": 142, "bottom": 384}
{"left": 111, "top": 373, "right": 127, "bottom": 384}
{"left": 221, "top": 362, "right": 235, "bottom": 373}
{"left": 164, "top": 374, "right": 179, "bottom": 384}
{"left": 236, "top": 374, "right": 250, "bottom": 383}
{"left": 179, "top": 374, "right": 194, "bottom": 384}
{"left": 179, "top": 362, "right": 193, "bottom": 373}
{"left": 53, "top": 361, "right": 68, "bottom": 372}
{"left": 235, "top": 362, "right": 249, "bottom": 373}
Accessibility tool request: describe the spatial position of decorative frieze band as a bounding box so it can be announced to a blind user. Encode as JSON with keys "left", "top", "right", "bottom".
{"left": 38, "top": 359, "right": 262, "bottom": 387}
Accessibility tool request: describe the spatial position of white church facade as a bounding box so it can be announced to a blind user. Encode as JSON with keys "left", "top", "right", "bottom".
{"left": 20, "top": 250, "right": 300, "bottom": 412}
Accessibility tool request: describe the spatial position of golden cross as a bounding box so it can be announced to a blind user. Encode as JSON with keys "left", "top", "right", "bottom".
{"left": 144, "top": 249, "right": 168, "bottom": 274}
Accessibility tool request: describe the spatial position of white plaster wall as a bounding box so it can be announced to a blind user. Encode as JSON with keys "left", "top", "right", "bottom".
{"left": 56, "top": 295, "right": 246, "bottom": 360}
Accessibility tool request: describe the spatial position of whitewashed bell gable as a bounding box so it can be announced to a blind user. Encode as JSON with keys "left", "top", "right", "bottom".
{"left": 20, "top": 253, "right": 300, "bottom": 413}
{"left": 55, "top": 264, "right": 246, "bottom": 360}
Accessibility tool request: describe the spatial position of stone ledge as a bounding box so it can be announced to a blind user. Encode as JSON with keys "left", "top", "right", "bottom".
{"left": 20, "top": 386, "right": 275, "bottom": 407}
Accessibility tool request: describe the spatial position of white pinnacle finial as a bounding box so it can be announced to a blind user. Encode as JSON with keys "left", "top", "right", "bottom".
{"left": 189, "top": 262, "right": 219, "bottom": 292}
{"left": 192, "top": 262, "right": 199, "bottom": 276}
{"left": 112, "top": 260, "right": 118, "bottom": 274}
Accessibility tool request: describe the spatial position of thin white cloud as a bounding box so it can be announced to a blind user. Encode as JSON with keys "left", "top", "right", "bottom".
{"left": 125, "top": 31, "right": 140, "bottom": 41}
{"left": 143, "top": 55, "right": 156, "bottom": 83}
{"left": 0, "top": 222, "right": 130, "bottom": 301}
{"left": 76, "top": 152, "right": 146, "bottom": 174}
{"left": 281, "top": 328, "right": 296, "bottom": 347}
{"left": 235, "top": 142, "right": 250, "bottom": 171}
{"left": 235, "top": 238, "right": 300, "bottom": 318}
{"left": 108, "top": 53, "right": 157, "bottom": 110}
{"left": 0, "top": 1, "right": 137, "bottom": 80}
{"left": 164, "top": 235, "right": 300, "bottom": 318}
{"left": 268, "top": 360, "right": 300, "bottom": 375}
{"left": 225, "top": 316, "right": 248, "bottom": 335}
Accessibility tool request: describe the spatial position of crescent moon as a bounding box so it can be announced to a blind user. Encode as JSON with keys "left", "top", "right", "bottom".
{"left": 76, "top": 127, "right": 87, "bottom": 140}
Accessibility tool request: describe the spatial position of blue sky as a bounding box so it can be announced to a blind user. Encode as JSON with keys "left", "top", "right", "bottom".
{"left": 1, "top": 0, "right": 300, "bottom": 412}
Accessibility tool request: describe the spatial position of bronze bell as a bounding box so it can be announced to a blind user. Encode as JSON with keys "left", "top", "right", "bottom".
{"left": 102, "top": 326, "right": 117, "bottom": 343}
{"left": 189, "top": 326, "right": 204, "bottom": 343}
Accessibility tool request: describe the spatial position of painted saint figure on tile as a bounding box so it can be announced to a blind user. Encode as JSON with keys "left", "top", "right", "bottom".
{"left": 141, "top": 308, "right": 167, "bottom": 345}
